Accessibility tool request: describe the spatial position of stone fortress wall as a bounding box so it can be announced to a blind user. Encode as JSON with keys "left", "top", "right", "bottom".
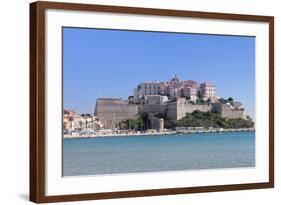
{"left": 166, "top": 101, "right": 212, "bottom": 120}
{"left": 176, "top": 102, "right": 212, "bottom": 120}
{"left": 138, "top": 104, "right": 168, "bottom": 115}
{"left": 95, "top": 98, "right": 138, "bottom": 129}
{"left": 212, "top": 103, "right": 245, "bottom": 119}
{"left": 95, "top": 98, "right": 245, "bottom": 129}
{"left": 150, "top": 117, "right": 164, "bottom": 132}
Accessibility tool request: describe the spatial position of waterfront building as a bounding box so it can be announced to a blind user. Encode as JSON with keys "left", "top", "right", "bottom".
{"left": 64, "top": 109, "right": 79, "bottom": 118}
{"left": 80, "top": 114, "right": 102, "bottom": 131}
{"left": 63, "top": 109, "right": 79, "bottom": 130}
{"left": 63, "top": 110, "right": 103, "bottom": 131}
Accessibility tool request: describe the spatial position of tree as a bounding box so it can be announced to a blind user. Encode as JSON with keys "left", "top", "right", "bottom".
{"left": 246, "top": 115, "right": 253, "bottom": 122}
{"left": 196, "top": 98, "right": 206, "bottom": 105}
{"left": 154, "top": 113, "right": 166, "bottom": 118}
{"left": 117, "top": 118, "right": 145, "bottom": 130}
{"left": 164, "top": 119, "right": 177, "bottom": 129}
{"left": 227, "top": 97, "right": 234, "bottom": 102}
{"left": 218, "top": 98, "right": 227, "bottom": 104}
{"left": 139, "top": 112, "right": 149, "bottom": 130}
{"left": 175, "top": 110, "right": 255, "bottom": 129}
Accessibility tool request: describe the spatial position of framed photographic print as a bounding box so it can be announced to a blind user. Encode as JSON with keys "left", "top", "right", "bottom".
{"left": 30, "top": 1, "right": 274, "bottom": 203}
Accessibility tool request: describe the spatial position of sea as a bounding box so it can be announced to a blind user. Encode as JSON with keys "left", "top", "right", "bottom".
{"left": 63, "top": 131, "right": 255, "bottom": 176}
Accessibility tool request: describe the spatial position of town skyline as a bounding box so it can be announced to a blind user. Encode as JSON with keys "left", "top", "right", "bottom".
{"left": 63, "top": 27, "right": 255, "bottom": 118}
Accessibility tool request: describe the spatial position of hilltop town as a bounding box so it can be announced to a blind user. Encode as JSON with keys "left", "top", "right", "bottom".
{"left": 64, "top": 75, "right": 254, "bottom": 137}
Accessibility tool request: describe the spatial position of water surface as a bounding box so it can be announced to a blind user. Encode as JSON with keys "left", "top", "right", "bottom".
{"left": 63, "top": 131, "right": 255, "bottom": 176}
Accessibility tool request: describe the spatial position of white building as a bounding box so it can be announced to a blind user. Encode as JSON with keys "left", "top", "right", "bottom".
{"left": 134, "top": 82, "right": 163, "bottom": 100}
{"left": 169, "top": 88, "right": 180, "bottom": 100}
{"left": 133, "top": 75, "right": 217, "bottom": 103}
{"left": 199, "top": 82, "right": 216, "bottom": 101}
{"left": 144, "top": 95, "right": 169, "bottom": 105}
{"left": 63, "top": 110, "right": 102, "bottom": 131}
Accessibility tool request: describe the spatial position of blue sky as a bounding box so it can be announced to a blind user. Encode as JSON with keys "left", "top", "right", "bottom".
{"left": 63, "top": 27, "right": 255, "bottom": 118}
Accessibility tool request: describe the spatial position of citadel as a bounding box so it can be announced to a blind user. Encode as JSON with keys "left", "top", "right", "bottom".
{"left": 94, "top": 75, "right": 245, "bottom": 130}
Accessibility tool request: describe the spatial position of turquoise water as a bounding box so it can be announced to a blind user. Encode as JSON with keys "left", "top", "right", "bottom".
{"left": 63, "top": 131, "right": 255, "bottom": 176}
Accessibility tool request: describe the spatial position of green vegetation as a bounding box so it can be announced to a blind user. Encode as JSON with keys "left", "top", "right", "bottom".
{"left": 219, "top": 97, "right": 234, "bottom": 104}
{"left": 117, "top": 112, "right": 152, "bottom": 130}
{"left": 164, "top": 119, "right": 177, "bottom": 129}
{"left": 118, "top": 118, "right": 144, "bottom": 130}
{"left": 218, "top": 98, "right": 227, "bottom": 104}
{"left": 228, "top": 97, "right": 234, "bottom": 102}
{"left": 157, "top": 110, "right": 254, "bottom": 130}
{"left": 246, "top": 115, "right": 253, "bottom": 121}
{"left": 196, "top": 97, "right": 206, "bottom": 105}
{"left": 117, "top": 110, "right": 254, "bottom": 131}
{"left": 175, "top": 110, "right": 254, "bottom": 129}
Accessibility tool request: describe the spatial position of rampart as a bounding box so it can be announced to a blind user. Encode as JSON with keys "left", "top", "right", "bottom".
{"left": 150, "top": 117, "right": 164, "bottom": 132}
{"left": 95, "top": 99, "right": 245, "bottom": 129}
{"left": 176, "top": 103, "right": 212, "bottom": 120}
{"left": 212, "top": 103, "right": 245, "bottom": 119}
{"left": 95, "top": 98, "right": 138, "bottom": 129}
{"left": 138, "top": 104, "right": 168, "bottom": 115}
